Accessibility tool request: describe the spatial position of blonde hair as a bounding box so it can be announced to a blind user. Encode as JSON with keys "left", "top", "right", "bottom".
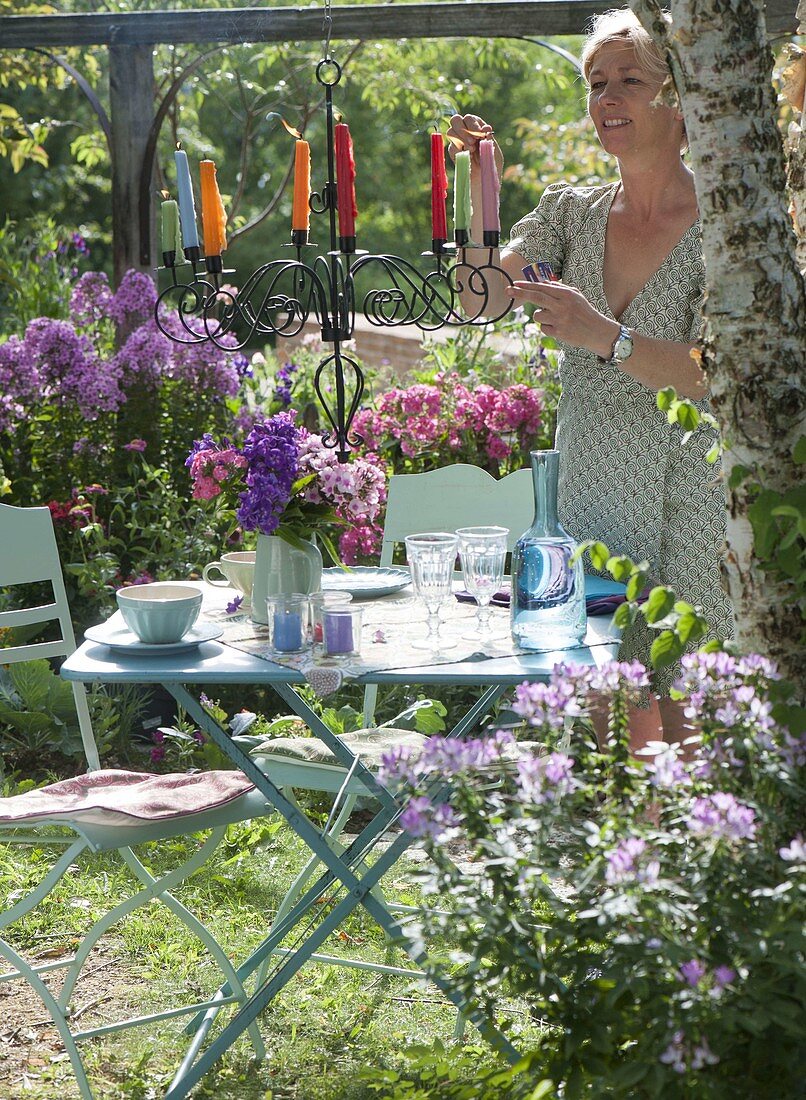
{"left": 581, "top": 8, "right": 669, "bottom": 87}
{"left": 581, "top": 8, "right": 685, "bottom": 145}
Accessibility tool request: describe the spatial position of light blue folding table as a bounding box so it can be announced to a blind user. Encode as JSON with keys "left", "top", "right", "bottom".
{"left": 61, "top": 575, "right": 622, "bottom": 1097}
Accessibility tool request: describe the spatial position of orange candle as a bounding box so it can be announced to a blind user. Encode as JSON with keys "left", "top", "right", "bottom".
{"left": 199, "top": 160, "right": 228, "bottom": 256}
{"left": 291, "top": 139, "right": 311, "bottom": 232}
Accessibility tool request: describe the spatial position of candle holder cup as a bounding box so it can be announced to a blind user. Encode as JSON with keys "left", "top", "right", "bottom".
{"left": 322, "top": 604, "right": 363, "bottom": 659}
{"left": 266, "top": 593, "right": 311, "bottom": 655}
{"left": 309, "top": 591, "right": 353, "bottom": 649}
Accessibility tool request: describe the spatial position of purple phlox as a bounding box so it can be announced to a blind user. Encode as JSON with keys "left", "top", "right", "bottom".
{"left": 236, "top": 414, "right": 300, "bottom": 535}
{"left": 124, "top": 438, "right": 147, "bottom": 452}
{"left": 399, "top": 795, "right": 456, "bottom": 839}
{"left": 779, "top": 730, "right": 806, "bottom": 769}
{"left": 685, "top": 792, "right": 757, "bottom": 841}
{"left": 712, "top": 965, "right": 737, "bottom": 990}
{"left": 25, "top": 316, "right": 124, "bottom": 420}
{"left": 192, "top": 730, "right": 206, "bottom": 745}
{"left": 416, "top": 730, "right": 516, "bottom": 777}
{"left": 647, "top": 745, "right": 690, "bottom": 789}
{"left": 779, "top": 833, "right": 806, "bottom": 863}
{"left": 604, "top": 836, "right": 660, "bottom": 886}
{"left": 226, "top": 594, "right": 244, "bottom": 615}
{"left": 590, "top": 659, "right": 650, "bottom": 698}
{"left": 512, "top": 664, "right": 591, "bottom": 730}
{"left": 660, "top": 1030, "right": 719, "bottom": 1074}
{"left": 516, "top": 750, "right": 576, "bottom": 805}
{"left": 378, "top": 744, "right": 419, "bottom": 788}
{"left": 70, "top": 270, "right": 113, "bottom": 326}
{"left": 678, "top": 958, "right": 707, "bottom": 988}
{"left": 108, "top": 268, "right": 158, "bottom": 327}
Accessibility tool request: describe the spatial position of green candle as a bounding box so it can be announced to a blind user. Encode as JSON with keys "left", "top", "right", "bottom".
{"left": 160, "top": 198, "right": 183, "bottom": 255}
{"left": 453, "top": 150, "right": 472, "bottom": 233}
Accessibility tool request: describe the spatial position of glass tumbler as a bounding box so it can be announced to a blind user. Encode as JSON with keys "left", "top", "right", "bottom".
{"left": 456, "top": 525, "right": 509, "bottom": 638}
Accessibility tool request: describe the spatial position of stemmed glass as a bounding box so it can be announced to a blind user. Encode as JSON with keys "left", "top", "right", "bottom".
{"left": 456, "top": 526, "right": 509, "bottom": 639}
{"left": 405, "top": 532, "right": 459, "bottom": 653}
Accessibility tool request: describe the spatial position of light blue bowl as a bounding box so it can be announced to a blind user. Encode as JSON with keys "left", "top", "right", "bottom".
{"left": 116, "top": 583, "right": 202, "bottom": 644}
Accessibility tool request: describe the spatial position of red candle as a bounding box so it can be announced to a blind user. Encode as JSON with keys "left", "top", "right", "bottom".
{"left": 430, "top": 132, "right": 448, "bottom": 241}
{"left": 335, "top": 122, "right": 357, "bottom": 238}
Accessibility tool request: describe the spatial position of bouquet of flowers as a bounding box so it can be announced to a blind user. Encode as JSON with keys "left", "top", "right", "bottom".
{"left": 186, "top": 412, "right": 386, "bottom": 563}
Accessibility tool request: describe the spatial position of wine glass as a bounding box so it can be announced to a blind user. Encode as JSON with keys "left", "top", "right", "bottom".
{"left": 456, "top": 526, "right": 509, "bottom": 639}
{"left": 404, "top": 532, "right": 459, "bottom": 653}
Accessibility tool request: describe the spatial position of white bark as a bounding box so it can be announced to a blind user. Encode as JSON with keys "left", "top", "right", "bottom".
{"left": 632, "top": 0, "right": 806, "bottom": 691}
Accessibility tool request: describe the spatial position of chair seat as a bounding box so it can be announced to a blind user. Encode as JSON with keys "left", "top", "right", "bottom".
{"left": 0, "top": 769, "right": 271, "bottom": 849}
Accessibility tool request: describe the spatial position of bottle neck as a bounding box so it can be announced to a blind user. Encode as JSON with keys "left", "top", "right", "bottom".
{"left": 530, "top": 450, "right": 560, "bottom": 535}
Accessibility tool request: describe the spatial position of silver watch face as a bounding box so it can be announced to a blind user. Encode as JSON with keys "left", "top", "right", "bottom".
{"left": 612, "top": 330, "right": 633, "bottom": 362}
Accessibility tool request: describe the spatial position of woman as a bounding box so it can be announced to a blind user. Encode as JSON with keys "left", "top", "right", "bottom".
{"left": 448, "top": 8, "right": 733, "bottom": 748}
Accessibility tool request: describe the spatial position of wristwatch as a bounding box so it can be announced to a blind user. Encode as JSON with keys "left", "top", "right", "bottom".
{"left": 604, "top": 324, "right": 634, "bottom": 365}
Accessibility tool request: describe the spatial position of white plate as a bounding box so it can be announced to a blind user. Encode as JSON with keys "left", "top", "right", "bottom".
{"left": 321, "top": 566, "right": 411, "bottom": 599}
{"left": 84, "top": 619, "right": 224, "bottom": 655}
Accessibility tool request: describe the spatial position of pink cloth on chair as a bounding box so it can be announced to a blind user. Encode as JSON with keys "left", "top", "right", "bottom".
{"left": 0, "top": 770, "right": 256, "bottom": 827}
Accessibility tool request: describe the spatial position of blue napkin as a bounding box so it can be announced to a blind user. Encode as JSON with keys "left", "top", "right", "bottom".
{"left": 456, "top": 587, "right": 640, "bottom": 616}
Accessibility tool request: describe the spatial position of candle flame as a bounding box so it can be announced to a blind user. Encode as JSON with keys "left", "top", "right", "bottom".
{"left": 175, "top": 141, "right": 182, "bottom": 150}
{"left": 281, "top": 117, "right": 303, "bottom": 139}
{"left": 160, "top": 189, "right": 171, "bottom": 200}
{"left": 446, "top": 134, "right": 465, "bottom": 151}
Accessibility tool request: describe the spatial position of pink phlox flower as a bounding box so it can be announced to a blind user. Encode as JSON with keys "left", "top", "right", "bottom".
{"left": 712, "top": 965, "right": 737, "bottom": 989}
{"left": 124, "top": 438, "right": 147, "bottom": 452}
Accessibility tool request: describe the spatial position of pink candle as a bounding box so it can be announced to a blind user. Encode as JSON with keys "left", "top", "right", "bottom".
{"left": 479, "top": 139, "right": 500, "bottom": 234}
{"left": 335, "top": 122, "right": 357, "bottom": 238}
{"left": 430, "top": 132, "right": 448, "bottom": 241}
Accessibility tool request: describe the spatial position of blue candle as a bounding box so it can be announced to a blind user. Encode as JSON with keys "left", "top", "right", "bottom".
{"left": 174, "top": 148, "right": 200, "bottom": 250}
{"left": 273, "top": 610, "right": 302, "bottom": 652}
{"left": 324, "top": 610, "right": 354, "bottom": 656}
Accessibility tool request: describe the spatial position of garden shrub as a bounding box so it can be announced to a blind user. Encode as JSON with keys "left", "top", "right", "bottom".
{"left": 375, "top": 655, "right": 805, "bottom": 1099}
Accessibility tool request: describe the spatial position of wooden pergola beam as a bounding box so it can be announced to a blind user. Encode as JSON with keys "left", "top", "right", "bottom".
{"left": 0, "top": 0, "right": 797, "bottom": 47}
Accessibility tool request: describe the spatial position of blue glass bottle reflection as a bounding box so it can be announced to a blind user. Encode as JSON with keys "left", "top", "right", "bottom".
{"left": 511, "top": 449, "right": 587, "bottom": 651}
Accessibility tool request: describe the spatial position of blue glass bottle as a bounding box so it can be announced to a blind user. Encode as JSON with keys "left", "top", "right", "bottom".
{"left": 511, "top": 449, "right": 587, "bottom": 650}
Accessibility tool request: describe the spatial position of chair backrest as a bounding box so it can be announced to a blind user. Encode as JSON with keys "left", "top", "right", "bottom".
{"left": 380, "top": 463, "right": 534, "bottom": 565}
{"left": 0, "top": 503, "right": 100, "bottom": 769}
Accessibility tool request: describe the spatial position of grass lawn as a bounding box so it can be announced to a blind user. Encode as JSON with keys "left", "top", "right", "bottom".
{"left": 1, "top": 817, "right": 541, "bottom": 1099}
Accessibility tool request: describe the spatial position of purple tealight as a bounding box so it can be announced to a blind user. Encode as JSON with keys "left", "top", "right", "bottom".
{"left": 324, "top": 610, "right": 354, "bottom": 656}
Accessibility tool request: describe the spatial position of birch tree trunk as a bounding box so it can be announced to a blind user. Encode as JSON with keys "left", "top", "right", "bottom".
{"left": 632, "top": 0, "right": 806, "bottom": 691}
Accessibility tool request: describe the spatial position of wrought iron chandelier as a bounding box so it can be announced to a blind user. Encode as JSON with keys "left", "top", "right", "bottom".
{"left": 155, "top": 8, "right": 513, "bottom": 461}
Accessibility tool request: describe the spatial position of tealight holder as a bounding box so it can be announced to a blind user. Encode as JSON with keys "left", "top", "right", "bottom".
{"left": 322, "top": 604, "right": 363, "bottom": 659}
{"left": 309, "top": 591, "right": 353, "bottom": 648}
{"left": 266, "top": 593, "right": 311, "bottom": 654}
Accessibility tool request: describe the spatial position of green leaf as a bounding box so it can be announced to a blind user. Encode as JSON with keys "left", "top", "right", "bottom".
{"left": 793, "top": 436, "right": 806, "bottom": 464}
{"left": 606, "top": 555, "right": 634, "bottom": 583}
{"left": 676, "top": 610, "right": 707, "bottom": 645}
{"left": 588, "top": 541, "right": 610, "bottom": 571}
{"left": 656, "top": 386, "right": 676, "bottom": 411}
{"left": 674, "top": 400, "right": 700, "bottom": 431}
{"left": 643, "top": 585, "right": 675, "bottom": 623}
{"left": 650, "top": 630, "right": 684, "bottom": 668}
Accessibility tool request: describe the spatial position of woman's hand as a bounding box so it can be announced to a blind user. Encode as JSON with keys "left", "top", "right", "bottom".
{"left": 511, "top": 280, "right": 617, "bottom": 357}
{"left": 446, "top": 113, "right": 503, "bottom": 174}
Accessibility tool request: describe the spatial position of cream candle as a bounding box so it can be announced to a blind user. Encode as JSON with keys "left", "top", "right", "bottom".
{"left": 174, "top": 148, "right": 200, "bottom": 251}
{"left": 453, "top": 150, "right": 471, "bottom": 234}
{"left": 478, "top": 139, "right": 500, "bottom": 234}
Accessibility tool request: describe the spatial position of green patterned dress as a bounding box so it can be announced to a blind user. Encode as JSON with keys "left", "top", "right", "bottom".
{"left": 509, "top": 182, "right": 734, "bottom": 691}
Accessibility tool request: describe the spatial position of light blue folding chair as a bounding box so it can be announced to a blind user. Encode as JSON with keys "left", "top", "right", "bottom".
{"left": 0, "top": 502, "right": 274, "bottom": 1099}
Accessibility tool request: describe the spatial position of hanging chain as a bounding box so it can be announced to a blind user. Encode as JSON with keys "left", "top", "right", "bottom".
{"left": 322, "top": 0, "right": 333, "bottom": 60}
